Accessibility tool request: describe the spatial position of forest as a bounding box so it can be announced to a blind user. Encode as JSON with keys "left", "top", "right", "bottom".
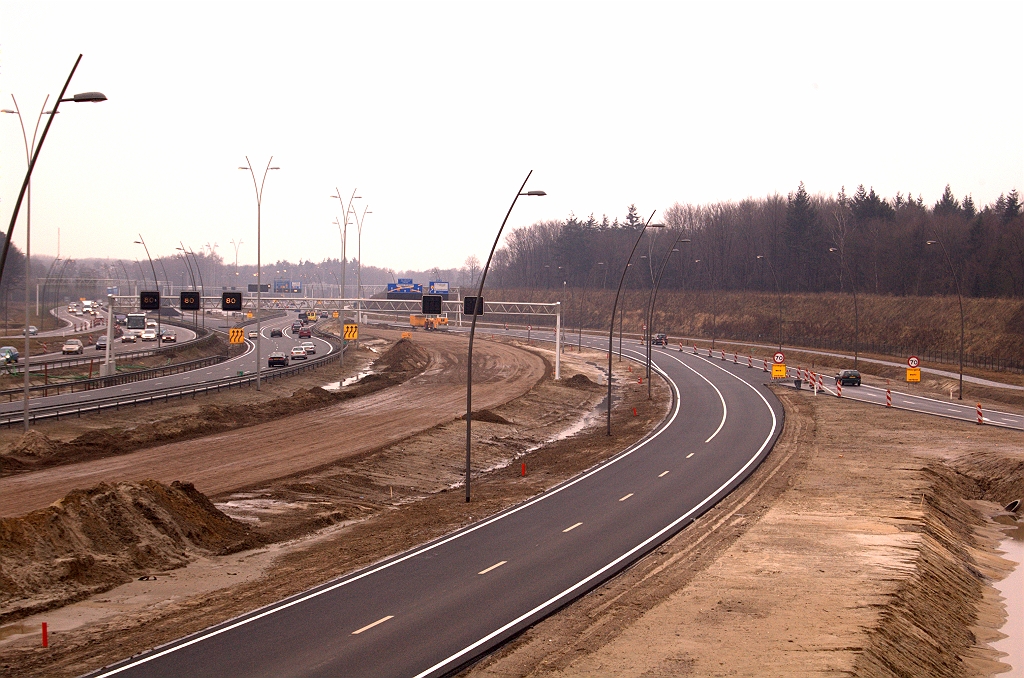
{"left": 487, "top": 184, "right": 1024, "bottom": 299}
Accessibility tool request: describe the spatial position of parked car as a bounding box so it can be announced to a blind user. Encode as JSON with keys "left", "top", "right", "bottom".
{"left": 95, "top": 336, "right": 108, "bottom": 350}
{"left": 298, "top": 327, "right": 312, "bottom": 338}
{"left": 835, "top": 369, "right": 861, "bottom": 387}
{"left": 300, "top": 341, "right": 316, "bottom": 355}
{"left": 0, "top": 346, "right": 20, "bottom": 363}
{"left": 121, "top": 331, "right": 138, "bottom": 343}
{"left": 62, "top": 338, "right": 84, "bottom": 355}
{"left": 289, "top": 346, "right": 308, "bottom": 360}
{"left": 22, "top": 326, "right": 38, "bottom": 336}
{"left": 267, "top": 351, "right": 288, "bottom": 367}
{"left": 270, "top": 328, "right": 283, "bottom": 338}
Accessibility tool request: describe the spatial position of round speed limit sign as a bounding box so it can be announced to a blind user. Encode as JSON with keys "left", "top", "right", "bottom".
{"left": 908, "top": 356, "right": 920, "bottom": 368}
{"left": 773, "top": 351, "right": 785, "bottom": 364}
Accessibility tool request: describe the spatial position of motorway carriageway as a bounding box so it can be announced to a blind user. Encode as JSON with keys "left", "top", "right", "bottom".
{"left": 0, "top": 315, "right": 335, "bottom": 417}
{"left": 84, "top": 329, "right": 783, "bottom": 677}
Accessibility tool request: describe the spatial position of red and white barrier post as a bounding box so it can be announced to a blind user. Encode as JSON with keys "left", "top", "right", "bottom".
{"left": 977, "top": 402, "right": 983, "bottom": 425}
{"left": 733, "top": 352, "right": 738, "bottom": 364}
{"left": 747, "top": 355, "right": 753, "bottom": 368}
{"left": 762, "top": 359, "right": 769, "bottom": 372}
{"left": 837, "top": 381, "right": 843, "bottom": 398}
{"left": 693, "top": 343, "right": 698, "bottom": 354}
{"left": 886, "top": 389, "right": 892, "bottom": 408}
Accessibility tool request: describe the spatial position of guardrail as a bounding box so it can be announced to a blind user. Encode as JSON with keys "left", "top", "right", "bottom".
{"left": 0, "top": 329, "right": 344, "bottom": 427}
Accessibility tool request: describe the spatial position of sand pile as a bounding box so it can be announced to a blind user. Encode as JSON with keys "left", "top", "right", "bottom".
{"left": 461, "top": 409, "right": 512, "bottom": 425}
{"left": 0, "top": 480, "right": 255, "bottom": 621}
{"left": 564, "top": 373, "right": 600, "bottom": 390}
{"left": 374, "top": 338, "right": 430, "bottom": 373}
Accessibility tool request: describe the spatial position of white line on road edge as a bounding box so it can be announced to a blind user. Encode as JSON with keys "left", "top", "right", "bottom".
{"left": 351, "top": 615, "right": 393, "bottom": 635}
{"left": 659, "top": 471, "right": 670, "bottom": 477}
{"left": 653, "top": 347, "right": 727, "bottom": 443}
{"left": 412, "top": 357, "right": 779, "bottom": 678}
{"left": 88, "top": 347, "right": 681, "bottom": 678}
{"left": 686, "top": 453, "right": 695, "bottom": 459}
{"left": 619, "top": 493, "right": 634, "bottom": 502}
{"left": 478, "top": 561, "right": 507, "bottom": 575}
{"left": 562, "top": 522, "right": 583, "bottom": 533}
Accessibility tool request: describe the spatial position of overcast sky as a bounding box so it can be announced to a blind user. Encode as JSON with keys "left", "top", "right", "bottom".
{"left": 1, "top": 1, "right": 1021, "bottom": 273}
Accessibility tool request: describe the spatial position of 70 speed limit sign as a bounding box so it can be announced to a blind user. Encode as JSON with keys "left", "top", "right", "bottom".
{"left": 907, "top": 356, "right": 920, "bottom": 368}
{"left": 773, "top": 351, "right": 785, "bottom": 364}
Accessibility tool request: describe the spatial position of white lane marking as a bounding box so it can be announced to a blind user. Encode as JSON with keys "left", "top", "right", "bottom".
{"left": 659, "top": 471, "right": 670, "bottom": 477}
{"left": 413, "top": 356, "right": 780, "bottom": 678}
{"left": 88, "top": 349, "right": 684, "bottom": 678}
{"left": 652, "top": 347, "right": 726, "bottom": 443}
{"left": 351, "top": 615, "right": 394, "bottom": 635}
{"left": 619, "top": 493, "right": 633, "bottom": 502}
{"left": 686, "top": 453, "right": 694, "bottom": 459}
{"left": 478, "top": 561, "right": 507, "bottom": 575}
{"left": 563, "top": 522, "right": 583, "bottom": 533}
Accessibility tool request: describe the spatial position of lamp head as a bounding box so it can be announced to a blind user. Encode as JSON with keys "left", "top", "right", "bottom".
{"left": 757, "top": 255, "right": 765, "bottom": 260}
{"left": 522, "top": 190, "right": 547, "bottom": 196}
{"left": 829, "top": 247, "right": 838, "bottom": 252}
{"left": 926, "top": 240, "right": 937, "bottom": 245}
{"left": 65, "top": 92, "right": 107, "bottom": 103}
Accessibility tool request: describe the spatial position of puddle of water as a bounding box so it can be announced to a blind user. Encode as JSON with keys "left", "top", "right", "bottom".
{"left": 322, "top": 371, "right": 375, "bottom": 391}
{"left": 992, "top": 514, "right": 1023, "bottom": 677}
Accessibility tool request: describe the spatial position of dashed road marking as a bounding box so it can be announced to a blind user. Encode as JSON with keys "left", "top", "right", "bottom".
{"left": 619, "top": 493, "right": 633, "bottom": 502}
{"left": 659, "top": 471, "right": 670, "bottom": 477}
{"left": 478, "top": 561, "right": 507, "bottom": 575}
{"left": 686, "top": 453, "right": 694, "bottom": 459}
{"left": 562, "top": 522, "right": 583, "bottom": 533}
{"left": 352, "top": 615, "right": 393, "bottom": 635}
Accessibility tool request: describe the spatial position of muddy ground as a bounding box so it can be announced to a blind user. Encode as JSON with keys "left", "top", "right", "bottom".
{"left": 0, "top": 338, "right": 668, "bottom": 677}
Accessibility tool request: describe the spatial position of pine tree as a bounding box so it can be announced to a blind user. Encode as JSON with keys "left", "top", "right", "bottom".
{"left": 934, "top": 184, "right": 961, "bottom": 215}
{"left": 624, "top": 204, "right": 643, "bottom": 230}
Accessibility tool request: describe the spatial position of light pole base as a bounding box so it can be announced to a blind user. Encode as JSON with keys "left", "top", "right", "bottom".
{"left": 100, "top": 361, "right": 116, "bottom": 377}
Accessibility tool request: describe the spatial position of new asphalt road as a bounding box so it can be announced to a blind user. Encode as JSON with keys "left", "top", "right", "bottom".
{"left": 84, "top": 334, "right": 783, "bottom": 677}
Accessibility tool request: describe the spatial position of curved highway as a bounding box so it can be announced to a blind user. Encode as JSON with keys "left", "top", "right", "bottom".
{"left": 84, "top": 333, "right": 783, "bottom": 677}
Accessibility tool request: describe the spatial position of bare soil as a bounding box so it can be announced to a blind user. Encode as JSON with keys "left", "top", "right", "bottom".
{"left": 0, "top": 340, "right": 669, "bottom": 678}
{"left": 464, "top": 387, "right": 1023, "bottom": 678}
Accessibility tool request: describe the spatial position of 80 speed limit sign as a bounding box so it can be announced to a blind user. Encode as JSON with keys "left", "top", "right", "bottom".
{"left": 773, "top": 351, "right": 785, "bottom": 364}
{"left": 908, "top": 356, "right": 920, "bottom": 368}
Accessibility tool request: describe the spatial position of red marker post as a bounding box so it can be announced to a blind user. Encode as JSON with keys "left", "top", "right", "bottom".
{"left": 886, "top": 389, "right": 892, "bottom": 408}
{"left": 977, "top": 403, "right": 983, "bottom": 425}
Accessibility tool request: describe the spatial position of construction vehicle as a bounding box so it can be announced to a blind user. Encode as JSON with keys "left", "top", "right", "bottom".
{"left": 410, "top": 314, "right": 449, "bottom": 331}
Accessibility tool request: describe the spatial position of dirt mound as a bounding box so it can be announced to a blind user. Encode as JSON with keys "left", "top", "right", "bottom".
{"left": 0, "top": 480, "right": 256, "bottom": 622}
{"left": 374, "top": 338, "right": 430, "bottom": 372}
{"left": 564, "top": 373, "right": 600, "bottom": 390}
{"left": 5, "top": 431, "right": 61, "bottom": 459}
{"left": 462, "top": 409, "right": 512, "bottom": 425}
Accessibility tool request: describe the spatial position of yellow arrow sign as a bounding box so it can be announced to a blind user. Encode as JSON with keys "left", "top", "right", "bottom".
{"left": 229, "top": 328, "right": 245, "bottom": 344}
{"left": 344, "top": 323, "right": 358, "bottom": 340}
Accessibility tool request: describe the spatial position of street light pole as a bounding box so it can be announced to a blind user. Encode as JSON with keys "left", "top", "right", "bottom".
{"left": 134, "top": 235, "right": 161, "bottom": 347}
{"left": 465, "top": 171, "right": 545, "bottom": 502}
{"left": 351, "top": 205, "right": 372, "bottom": 324}
{"left": 330, "top": 188, "right": 361, "bottom": 301}
{"left": 177, "top": 250, "right": 198, "bottom": 330}
{"left": 756, "top": 254, "right": 783, "bottom": 351}
{"left": 0, "top": 54, "right": 106, "bottom": 287}
{"left": 607, "top": 213, "right": 663, "bottom": 436}
{"left": 230, "top": 239, "right": 243, "bottom": 279}
{"left": 240, "top": 157, "right": 280, "bottom": 391}
{"left": 646, "top": 237, "right": 690, "bottom": 398}
{"left": 829, "top": 247, "right": 859, "bottom": 368}
{"left": 927, "top": 239, "right": 965, "bottom": 399}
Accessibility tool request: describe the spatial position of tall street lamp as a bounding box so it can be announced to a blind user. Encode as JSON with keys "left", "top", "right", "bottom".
{"left": 465, "top": 171, "right": 545, "bottom": 502}
{"left": 927, "top": 239, "right": 965, "bottom": 399}
{"left": 352, "top": 205, "right": 372, "bottom": 323}
{"left": 0, "top": 55, "right": 106, "bottom": 287}
{"left": 828, "top": 247, "right": 859, "bottom": 368}
{"left": 646, "top": 237, "right": 690, "bottom": 397}
{"left": 134, "top": 235, "right": 162, "bottom": 347}
{"left": 607, "top": 213, "right": 664, "bottom": 436}
{"left": 240, "top": 157, "right": 280, "bottom": 391}
{"left": 330, "top": 188, "right": 361, "bottom": 300}
{"left": 230, "top": 239, "right": 243, "bottom": 280}
{"left": 756, "top": 254, "right": 783, "bottom": 351}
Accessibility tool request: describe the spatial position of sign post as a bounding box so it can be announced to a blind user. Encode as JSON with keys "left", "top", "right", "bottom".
{"left": 771, "top": 351, "right": 786, "bottom": 379}
{"left": 906, "top": 355, "right": 921, "bottom": 383}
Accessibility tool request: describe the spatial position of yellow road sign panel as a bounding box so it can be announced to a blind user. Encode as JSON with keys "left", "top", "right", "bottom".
{"left": 906, "top": 367, "right": 921, "bottom": 383}
{"left": 247, "top": 312, "right": 253, "bottom": 319}
{"left": 401, "top": 331, "right": 412, "bottom": 339}
{"left": 229, "top": 328, "right": 245, "bottom": 344}
{"left": 771, "top": 363, "right": 787, "bottom": 379}
{"left": 332, "top": 311, "right": 339, "bottom": 318}
{"left": 344, "top": 323, "right": 358, "bottom": 340}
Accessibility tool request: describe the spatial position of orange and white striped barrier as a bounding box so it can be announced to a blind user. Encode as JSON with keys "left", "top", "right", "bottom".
{"left": 733, "top": 352, "right": 738, "bottom": 364}
{"left": 693, "top": 343, "right": 698, "bottom": 354}
{"left": 679, "top": 342, "right": 684, "bottom": 352}
{"left": 977, "top": 402, "right": 983, "bottom": 425}
{"left": 720, "top": 350, "right": 727, "bottom": 361}
{"left": 762, "top": 358, "right": 769, "bottom": 372}
{"left": 747, "top": 355, "right": 753, "bottom": 368}
{"left": 837, "top": 381, "right": 843, "bottom": 398}
{"left": 817, "top": 373, "right": 823, "bottom": 391}
{"left": 886, "top": 389, "right": 892, "bottom": 407}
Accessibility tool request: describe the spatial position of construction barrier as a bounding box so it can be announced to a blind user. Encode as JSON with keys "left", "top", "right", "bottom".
{"left": 747, "top": 355, "right": 753, "bottom": 368}
{"left": 977, "top": 402, "right": 983, "bottom": 425}
{"left": 886, "top": 389, "right": 892, "bottom": 407}
{"left": 762, "top": 359, "right": 769, "bottom": 372}
{"left": 837, "top": 381, "right": 843, "bottom": 398}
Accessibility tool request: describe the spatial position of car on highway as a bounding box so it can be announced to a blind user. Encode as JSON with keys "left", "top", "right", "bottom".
{"left": 300, "top": 341, "right": 316, "bottom": 355}
{"left": 0, "top": 346, "right": 19, "bottom": 364}
{"left": 289, "top": 346, "right": 308, "bottom": 360}
{"left": 835, "top": 369, "right": 861, "bottom": 386}
{"left": 267, "top": 351, "right": 288, "bottom": 367}
{"left": 299, "top": 327, "right": 312, "bottom": 338}
{"left": 248, "top": 330, "right": 259, "bottom": 339}
{"left": 95, "top": 336, "right": 108, "bottom": 351}
{"left": 270, "top": 328, "right": 283, "bottom": 338}
{"left": 62, "top": 338, "right": 84, "bottom": 355}
{"left": 161, "top": 330, "right": 177, "bottom": 343}
{"left": 121, "top": 330, "right": 138, "bottom": 343}
{"left": 140, "top": 329, "right": 158, "bottom": 342}
{"left": 21, "top": 326, "right": 38, "bottom": 336}
{"left": 291, "top": 322, "right": 302, "bottom": 334}
{"left": 650, "top": 333, "right": 667, "bottom": 345}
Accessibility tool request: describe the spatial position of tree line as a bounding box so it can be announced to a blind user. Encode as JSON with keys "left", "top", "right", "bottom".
{"left": 487, "top": 184, "right": 1024, "bottom": 299}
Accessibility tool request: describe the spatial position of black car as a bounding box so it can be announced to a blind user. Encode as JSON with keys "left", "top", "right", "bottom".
{"left": 95, "top": 336, "right": 108, "bottom": 350}
{"left": 291, "top": 322, "right": 302, "bottom": 333}
{"left": 835, "top": 369, "right": 861, "bottom": 386}
{"left": 268, "top": 351, "right": 288, "bottom": 367}
{"left": 270, "top": 328, "right": 284, "bottom": 338}
{"left": 650, "top": 333, "right": 667, "bottom": 346}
